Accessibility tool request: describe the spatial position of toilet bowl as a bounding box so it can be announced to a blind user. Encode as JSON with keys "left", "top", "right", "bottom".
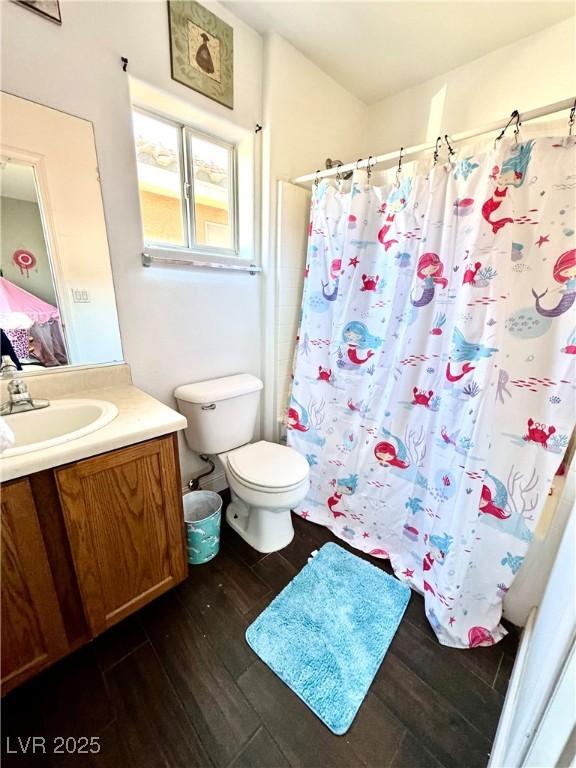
{"left": 174, "top": 374, "right": 310, "bottom": 553}
{"left": 222, "top": 440, "right": 309, "bottom": 552}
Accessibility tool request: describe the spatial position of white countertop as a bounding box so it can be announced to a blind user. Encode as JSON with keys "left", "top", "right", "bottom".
{"left": 0, "top": 384, "right": 187, "bottom": 482}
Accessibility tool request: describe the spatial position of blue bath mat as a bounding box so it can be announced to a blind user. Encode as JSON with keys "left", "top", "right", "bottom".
{"left": 245, "top": 542, "right": 410, "bottom": 734}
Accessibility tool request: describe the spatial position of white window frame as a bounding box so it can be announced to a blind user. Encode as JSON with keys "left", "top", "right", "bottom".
{"left": 133, "top": 106, "right": 254, "bottom": 270}
{"left": 183, "top": 123, "right": 239, "bottom": 258}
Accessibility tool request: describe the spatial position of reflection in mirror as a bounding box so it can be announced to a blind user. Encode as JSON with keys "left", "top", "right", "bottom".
{"left": 0, "top": 161, "right": 68, "bottom": 370}
{"left": 1, "top": 91, "right": 123, "bottom": 373}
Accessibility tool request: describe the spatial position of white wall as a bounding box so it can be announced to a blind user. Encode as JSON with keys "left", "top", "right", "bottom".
{"left": 262, "top": 34, "right": 369, "bottom": 182}
{"left": 1, "top": 0, "right": 263, "bottom": 481}
{"left": 366, "top": 18, "right": 575, "bottom": 155}
{"left": 261, "top": 33, "right": 369, "bottom": 439}
{"left": 0, "top": 197, "right": 57, "bottom": 307}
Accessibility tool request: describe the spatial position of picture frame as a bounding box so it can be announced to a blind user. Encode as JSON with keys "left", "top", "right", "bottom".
{"left": 167, "top": 1, "right": 233, "bottom": 110}
{"left": 12, "top": 0, "right": 61, "bottom": 24}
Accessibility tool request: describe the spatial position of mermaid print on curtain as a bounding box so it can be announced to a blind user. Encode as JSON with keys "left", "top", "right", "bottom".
{"left": 287, "top": 135, "right": 576, "bottom": 649}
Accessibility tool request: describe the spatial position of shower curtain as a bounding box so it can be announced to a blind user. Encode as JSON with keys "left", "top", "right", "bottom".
{"left": 287, "top": 135, "right": 576, "bottom": 648}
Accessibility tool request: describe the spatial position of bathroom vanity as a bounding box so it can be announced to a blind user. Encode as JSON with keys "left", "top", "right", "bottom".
{"left": 0, "top": 366, "right": 188, "bottom": 695}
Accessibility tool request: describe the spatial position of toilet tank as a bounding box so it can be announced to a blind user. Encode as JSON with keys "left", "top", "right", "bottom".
{"left": 174, "top": 374, "right": 263, "bottom": 455}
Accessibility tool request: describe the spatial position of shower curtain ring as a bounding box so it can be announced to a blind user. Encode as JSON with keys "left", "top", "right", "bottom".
{"left": 512, "top": 112, "right": 522, "bottom": 144}
{"left": 314, "top": 170, "right": 320, "bottom": 188}
{"left": 444, "top": 134, "right": 456, "bottom": 157}
{"left": 395, "top": 147, "right": 404, "bottom": 187}
{"left": 433, "top": 136, "right": 442, "bottom": 166}
{"left": 569, "top": 99, "right": 576, "bottom": 136}
{"left": 366, "top": 155, "right": 373, "bottom": 182}
{"left": 496, "top": 109, "right": 520, "bottom": 143}
{"left": 335, "top": 163, "right": 342, "bottom": 185}
{"left": 355, "top": 158, "right": 363, "bottom": 172}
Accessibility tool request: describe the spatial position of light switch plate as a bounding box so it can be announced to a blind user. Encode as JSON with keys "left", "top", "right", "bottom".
{"left": 71, "top": 288, "right": 90, "bottom": 303}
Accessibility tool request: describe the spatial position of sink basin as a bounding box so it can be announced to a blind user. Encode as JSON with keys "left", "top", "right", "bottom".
{"left": 1, "top": 398, "right": 119, "bottom": 458}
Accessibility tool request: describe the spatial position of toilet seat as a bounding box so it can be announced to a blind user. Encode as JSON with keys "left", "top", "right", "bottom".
{"left": 226, "top": 440, "right": 309, "bottom": 493}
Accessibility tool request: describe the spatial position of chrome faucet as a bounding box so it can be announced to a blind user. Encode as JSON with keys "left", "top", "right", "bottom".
{"left": 0, "top": 358, "right": 49, "bottom": 415}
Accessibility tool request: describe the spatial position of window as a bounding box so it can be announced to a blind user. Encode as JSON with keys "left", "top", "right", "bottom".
{"left": 132, "top": 109, "right": 237, "bottom": 256}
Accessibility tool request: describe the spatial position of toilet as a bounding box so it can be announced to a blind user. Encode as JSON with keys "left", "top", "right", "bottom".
{"left": 174, "top": 374, "right": 310, "bottom": 553}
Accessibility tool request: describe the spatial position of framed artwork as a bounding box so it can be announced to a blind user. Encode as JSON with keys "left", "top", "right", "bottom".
{"left": 167, "top": 1, "right": 233, "bottom": 110}
{"left": 12, "top": 0, "right": 61, "bottom": 24}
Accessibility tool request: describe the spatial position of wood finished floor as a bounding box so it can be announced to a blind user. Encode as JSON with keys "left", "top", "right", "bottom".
{"left": 2, "top": 508, "right": 517, "bottom": 768}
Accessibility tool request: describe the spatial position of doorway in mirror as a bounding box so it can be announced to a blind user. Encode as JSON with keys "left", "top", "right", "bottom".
{"left": 0, "top": 161, "right": 68, "bottom": 370}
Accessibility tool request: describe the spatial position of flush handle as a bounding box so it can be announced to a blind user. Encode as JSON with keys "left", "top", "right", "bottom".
{"left": 201, "top": 403, "right": 216, "bottom": 410}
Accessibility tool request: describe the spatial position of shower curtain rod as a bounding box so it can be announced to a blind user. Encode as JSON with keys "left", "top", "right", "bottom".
{"left": 291, "top": 96, "right": 575, "bottom": 185}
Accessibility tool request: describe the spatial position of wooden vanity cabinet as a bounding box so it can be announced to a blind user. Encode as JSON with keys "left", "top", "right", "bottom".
{"left": 1, "top": 434, "right": 187, "bottom": 694}
{"left": 56, "top": 435, "right": 187, "bottom": 636}
{"left": 1, "top": 478, "right": 69, "bottom": 692}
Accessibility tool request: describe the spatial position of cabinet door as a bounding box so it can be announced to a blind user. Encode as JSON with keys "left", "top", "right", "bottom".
{"left": 1, "top": 479, "right": 69, "bottom": 693}
{"left": 56, "top": 435, "right": 187, "bottom": 636}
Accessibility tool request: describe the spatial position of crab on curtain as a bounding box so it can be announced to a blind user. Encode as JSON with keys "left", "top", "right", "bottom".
{"left": 287, "top": 135, "right": 576, "bottom": 649}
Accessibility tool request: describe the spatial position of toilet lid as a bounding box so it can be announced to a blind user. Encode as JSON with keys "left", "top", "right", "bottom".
{"left": 227, "top": 441, "right": 309, "bottom": 491}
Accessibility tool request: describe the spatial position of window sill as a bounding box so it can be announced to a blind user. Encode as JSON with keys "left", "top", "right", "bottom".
{"left": 141, "top": 249, "right": 261, "bottom": 274}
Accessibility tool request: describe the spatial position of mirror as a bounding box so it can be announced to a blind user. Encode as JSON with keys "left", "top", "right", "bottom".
{"left": 0, "top": 92, "right": 123, "bottom": 372}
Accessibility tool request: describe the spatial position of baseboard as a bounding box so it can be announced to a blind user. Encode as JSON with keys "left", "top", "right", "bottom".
{"left": 200, "top": 469, "right": 228, "bottom": 493}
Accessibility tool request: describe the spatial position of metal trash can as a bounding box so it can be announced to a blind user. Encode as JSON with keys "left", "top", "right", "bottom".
{"left": 183, "top": 490, "right": 222, "bottom": 565}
